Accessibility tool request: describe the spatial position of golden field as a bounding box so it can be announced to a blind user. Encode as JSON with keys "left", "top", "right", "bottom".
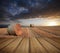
{"left": 0, "top": 26, "right": 60, "bottom": 53}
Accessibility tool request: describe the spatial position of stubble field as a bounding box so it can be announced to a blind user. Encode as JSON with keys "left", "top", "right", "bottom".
{"left": 0, "top": 26, "right": 60, "bottom": 53}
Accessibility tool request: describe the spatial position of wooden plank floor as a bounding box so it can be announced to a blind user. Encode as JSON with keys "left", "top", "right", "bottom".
{"left": 0, "top": 26, "right": 60, "bottom": 53}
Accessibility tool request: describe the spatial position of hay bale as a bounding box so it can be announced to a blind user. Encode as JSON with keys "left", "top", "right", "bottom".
{"left": 8, "top": 23, "right": 22, "bottom": 36}
{"left": 30, "top": 24, "right": 34, "bottom": 27}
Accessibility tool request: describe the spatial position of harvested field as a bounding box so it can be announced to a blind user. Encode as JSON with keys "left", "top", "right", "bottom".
{"left": 0, "top": 26, "right": 60, "bottom": 53}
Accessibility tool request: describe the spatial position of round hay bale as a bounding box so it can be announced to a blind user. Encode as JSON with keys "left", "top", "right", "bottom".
{"left": 30, "top": 24, "right": 34, "bottom": 27}
{"left": 8, "top": 23, "right": 22, "bottom": 36}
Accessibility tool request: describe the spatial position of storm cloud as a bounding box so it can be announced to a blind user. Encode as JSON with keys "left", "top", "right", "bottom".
{"left": 0, "top": 0, "right": 60, "bottom": 21}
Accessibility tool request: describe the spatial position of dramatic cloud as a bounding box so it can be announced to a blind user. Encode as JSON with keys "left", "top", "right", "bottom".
{"left": 0, "top": 18, "right": 60, "bottom": 26}
{"left": 0, "top": 0, "right": 60, "bottom": 24}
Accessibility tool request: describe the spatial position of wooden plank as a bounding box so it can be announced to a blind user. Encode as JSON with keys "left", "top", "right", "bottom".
{"left": 31, "top": 28, "right": 56, "bottom": 37}
{"left": 30, "top": 28, "right": 41, "bottom": 37}
{"left": 37, "top": 38, "right": 60, "bottom": 53}
{"left": 1, "top": 37, "right": 22, "bottom": 53}
{"left": 0, "top": 39, "right": 9, "bottom": 44}
{"left": 38, "top": 27, "right": 60, "bottom": 36}
{"left": 15, "top": 38, "right": 29, "bottom": 53}
{"left": 30, "top": 37, "right": 47, "bottom": 53}
{"left": 29, "top": 28, "right": 36, "bottom": 37}
{"left": 50, "top": 38, "right": 60, "bottom": 43}
{"left": 44, "top": 38, "right": 60, "bottom": 49}
{"left": 42, "top": 26, "right": 60, "bottom": 31}
{"left": 0, "top": 38, "right": 16, "bottom": 51}
{"left": 39, "top": 26, "right": 60, "bottom": 31}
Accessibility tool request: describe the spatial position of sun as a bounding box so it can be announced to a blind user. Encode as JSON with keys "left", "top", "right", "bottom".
{"left": 47, "top": 21, "right": 58, "bottom": 26}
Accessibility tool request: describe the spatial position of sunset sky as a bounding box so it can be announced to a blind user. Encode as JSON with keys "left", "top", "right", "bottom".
{"left": 0, "top": 0, "right": 60, "bottom": 26}
{"left": 14, "top": 17, "right": 59, "bottom": 26}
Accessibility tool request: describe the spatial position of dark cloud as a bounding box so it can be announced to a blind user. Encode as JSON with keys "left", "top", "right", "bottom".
{"left": 0, "top": 0, "right": 60, "bottom": 21}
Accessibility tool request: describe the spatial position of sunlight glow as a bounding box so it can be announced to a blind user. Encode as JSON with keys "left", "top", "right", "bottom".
{"left": 47, "top": 21, "right": 58, "bottom": 26}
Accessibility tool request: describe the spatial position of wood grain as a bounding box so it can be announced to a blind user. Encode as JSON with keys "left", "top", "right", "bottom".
{"left": 0, "top": 26, "right": 60, "bottom": 53}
